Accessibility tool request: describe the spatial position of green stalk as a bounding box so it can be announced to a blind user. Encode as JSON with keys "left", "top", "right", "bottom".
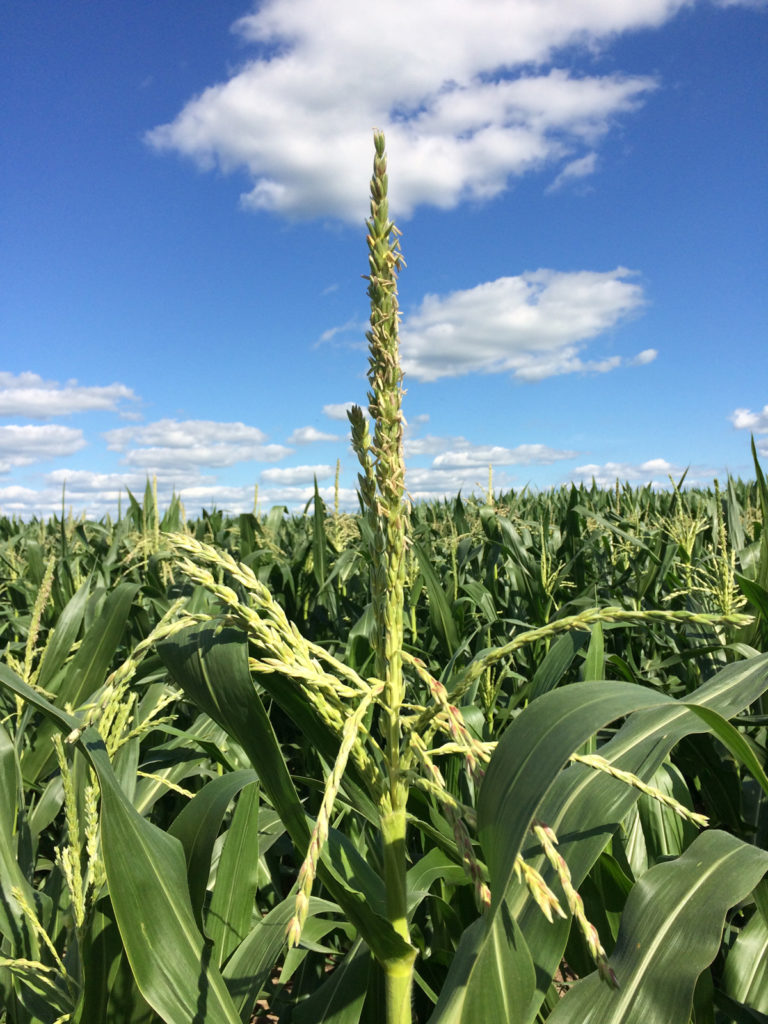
{"left": 351, "top": 131, "right": 415, "bottom": 1023}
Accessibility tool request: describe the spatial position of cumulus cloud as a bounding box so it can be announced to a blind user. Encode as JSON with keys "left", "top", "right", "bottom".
{"left": 399, "top": 269, "right": 645, "bottom": 381}
{"left": 261, "top": 464, "right": 335, "bottom": 485}
{"left": 287, "top": 426, "right": 341, "bottom": 443}
{"left": 570, "top": 457, "right": 687, "bottom": 487}
{"left": 48, "top": 467, "right": 201, "bottom": 493}
{"left": 0, "top": 372, "right": 137, "bottom": 418}
{"left": 405, "top": 465, "right": 514, "bottom": 500}
{"left": 0, "top": 424, "right": 86, "bottom": 473}
{"left": 731, "top": 405, "right": 768, "bottom": 432}
{"left": 259, "top": 483, "right": 358, "bottom": 509}
{"left": 317, "top": 319, "right": 366, "bottom": 346}
{"left": 104, "top": 419, "right": 291, "bottom": 469}
{"left": 0, "top": 485, "right": 45, "bottom": 514}
{"left": 323, "top": 402, "right": 358, "bottom": 420}
{"left": 731, "top": 405, "right": 768, "bottom": 455}
{"left": 406, "top": 435, "right": 576, "bottom": 465}
{"left": 629, "top": 348, "right": 658, "bottom": 366}
{"left": 143, "top": 0, "right": 678, "bottom": 221}
{"left": 547, "top": 151, "right": 598, "bottom": 192}
{"left": 400, "top": 433, "right": 576, "bottom": 498}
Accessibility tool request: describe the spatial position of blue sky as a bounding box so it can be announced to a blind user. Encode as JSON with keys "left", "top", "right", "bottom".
{"left": 2, "top": 0, "right": 767, "bottom": 518}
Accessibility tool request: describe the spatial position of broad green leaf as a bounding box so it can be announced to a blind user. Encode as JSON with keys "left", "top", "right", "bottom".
{"left": 0, "top": 706, "right": 41, "bottom": 962}
{"left": 72, "top": 898, "right": 154, "bottom": 1024}
{"left": 222, "top": 895, "right": 295, "bottom": 1020}
{"left": 207, "top": 781, "right": 261, "bottom": 968}
{"left": 35, "top": 576, "right": 91, "bottom": 694}
{"left": 427, "top": 899, "right": 535, "bottom": 1024}
{"left": 548, "top": 830, "right": 768, "bottom": 1024}
{"left": 412, "top": 539, "right": 460, "bottom": 656}
{"left": 158, "top": 623, "right": 412, "bottom": 965}
{"left": 713, "top": 990, "right": 768, "bottom": 1024}
{"left": 0, "top": 958, "right": 73, "bottom": 1022}
{"left": 0, "top": 673, "right": 241, "bottom": 1024}
{"left": 529, "top": 629, "right": 589, "bottom": 699}
{"left": 722, "top": 898, "right": 768, "bottom": 1015}
{"left": 22, "top": 582, "right": 139, "bottom": 784}
{"left": 583, "top": 622, "right": 604, "bottom": 682}
{"left": 514, "top": 652, "right": 768, "bottom": 1019}
{"left": 133, "top": 713, "right": 232, "bottom": 818}
{"left": 0, "top": 715, "right": 19, "bottom": 838}
{"left": 158, "top": 624, "right": 309, "bottom": 844}
{"left": 405, "top": 847, "right": 469, "bottom": 915}
{"left": 58, "top": 581, "right": 139, "bottom": 709}
{"left": 737, "top": 574, "right": 768, "bottom": 623}
{"left": 635, "top": 762, "right": 697, "bottom": 867}
{"left": 254, "top": 669, "right": 379, "bottom": 825}
{"left": 682, "top": 702, "right": 768, "bottom": 796}
{"left": 168, "top": 769, "right": 258, "bottom": 927}
{"left": 478, "top": 680, "right": 673, "bottom": 908}
{"left": 292, "top": 940, "right": 370, "bottom": 1024}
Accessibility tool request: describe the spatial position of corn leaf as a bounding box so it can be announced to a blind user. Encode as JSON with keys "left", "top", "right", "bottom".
{"left": 0, "top": 673, "right": 242, "bottom": 1024}
{"left": 426, "top": 900, "right": 535, "bottom": 1024}
{"left": 22, "top": 581, "right": 139, "bottom": 785}
{"left": 157, "top": 623, "right": 413, "bottom": 966}
{"left": 292, "top": 941, "right": 370, "bottom": 1024}
{"left": 548, "top": 830, "right": 768, "bottom": 1023}
{"left": 514, "top": 652, "right": 768, "bottom": 1019}
{"left": 206, "top": 780, "right": 261, "bottom": 968}
{"left": 168, "top": 768, "right": 258, "bottom": 928}
{"left": 722, "top": 882, "right": 768, "bottom": 1016}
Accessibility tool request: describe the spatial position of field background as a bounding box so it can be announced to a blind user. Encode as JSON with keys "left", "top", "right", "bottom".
{"left": 1, "top": 463, "right": 767, "bottom": 1022}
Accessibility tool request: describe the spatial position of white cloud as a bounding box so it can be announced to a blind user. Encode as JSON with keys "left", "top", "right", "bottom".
{"left": 0, "top": 424, "right": 86, "bottom": 472}
{"left": 104, "top": 419, "right": 292, "bottom": 469}
{"left": 731, "top": 405, "right": 768, "bottom": 433}
{"left": 287, "top": 426, "right": 341, "bottom": 443}
{"left": 433, "top": 444, "right": 577, "bottom": 467}
{"left": 571, "top": 457, "right": 686, "bottom": 487}
{"left": 547, "top": 151, "right": 598, "bottom": 192}
{"left": 0, "top": 372, "right": 137, "bottom": 418}
{"left": 0, "top": 485, "right": 44, "bottom": 514}
{"left": 175, "top": 484, "right": 255, "bottom": 508}
{"left": 144, "top": 0, "right": 676, "bottom": 221}
{"left": 317, "top": 319, "right": 366, "bottom": 346}
{"left": 48, "top": 467, "right": 202, "bottom": 493}
{"left": 405, "top": 435, "right": 576, "bottom": 465}
{"left": 323, "top": 402, "right": 358, "bottom": 421}
{"left": 399, "top": 269, "right": 645, "bottom": 381}
{"left": 629, "top": 348, "right": 658, "bottom": 366}
{"left": 404, "top": 465, "right": 514, "bottom": 500}
{"left": 258, "top": 483, "right": 358, "bottom": 509}
{"left": 261, "top": 464, "right": 335, "bottom": 485}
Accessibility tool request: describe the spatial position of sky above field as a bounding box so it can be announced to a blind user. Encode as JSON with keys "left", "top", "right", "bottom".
{"left": 2, "top": 0, "right": 767, "bottom": 518}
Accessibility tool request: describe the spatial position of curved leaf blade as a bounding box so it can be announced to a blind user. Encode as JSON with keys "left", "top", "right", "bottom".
{"left": 207, "top": 780, "right": 261, "bottom": 968}
{"left": 0, "top": 672, "right": 241, "bottom": 1024}
{"left": 478, "top": 680, "right": 673, "bottom": 907}
{"left": 548, "top": 830, "right": 768, "bottom": 1024}
{"left": 168, "top": 769, "right": 258, "bottom": 927}
{"left": 427, "top": 900, "right": 535, "bottom": 1024}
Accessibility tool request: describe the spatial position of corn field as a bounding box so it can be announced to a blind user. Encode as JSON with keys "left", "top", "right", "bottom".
{"left": 1, "top": 135, "right": 767, "bottom": 1024}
